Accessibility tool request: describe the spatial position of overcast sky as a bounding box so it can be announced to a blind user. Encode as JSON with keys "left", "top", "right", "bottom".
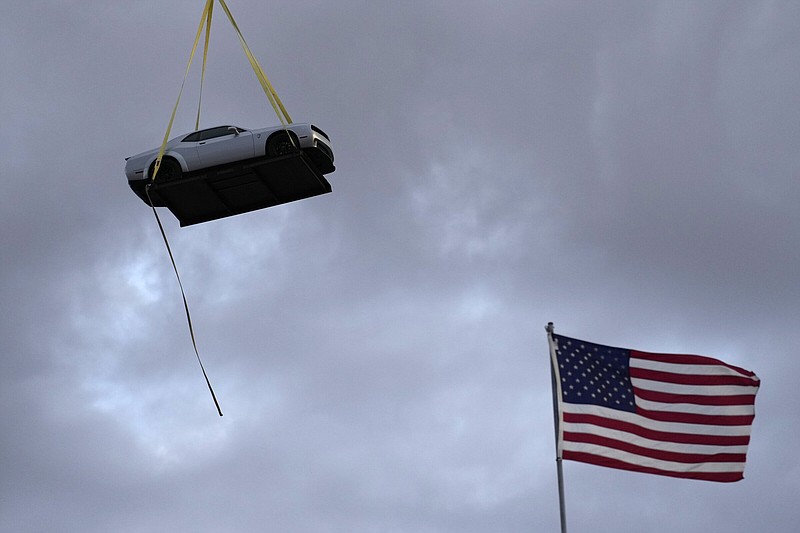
{"left": 2, "top": 1, "right": 799, "bottom": 531}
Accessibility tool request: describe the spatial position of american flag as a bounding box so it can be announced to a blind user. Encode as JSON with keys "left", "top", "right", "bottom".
{"left": 550, "top": 333, "right": 760, "bottom": 482}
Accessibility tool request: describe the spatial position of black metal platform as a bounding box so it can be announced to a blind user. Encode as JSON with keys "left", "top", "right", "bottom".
{"left": 133, "top": 152, "right": 332, "bottom": 226}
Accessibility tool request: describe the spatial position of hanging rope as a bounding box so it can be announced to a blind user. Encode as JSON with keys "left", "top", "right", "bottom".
{"left": 146, "top": 186, "right": 223, "bottom": 417}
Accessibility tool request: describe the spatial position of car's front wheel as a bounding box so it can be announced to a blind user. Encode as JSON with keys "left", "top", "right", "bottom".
{"left": 149, "top": 158, "right": 182, "bottom": 182}
{"left": 266, "top": 131, "right": 299, "bottom": 158}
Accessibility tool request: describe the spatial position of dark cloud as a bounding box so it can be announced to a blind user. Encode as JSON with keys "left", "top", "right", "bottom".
{"left": 2, "top": 1, "right": 798, "bottom": 532}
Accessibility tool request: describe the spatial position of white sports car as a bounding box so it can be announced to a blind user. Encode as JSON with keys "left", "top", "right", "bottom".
{"left": 125, "top": 122, "right": 334, "bottom": 190}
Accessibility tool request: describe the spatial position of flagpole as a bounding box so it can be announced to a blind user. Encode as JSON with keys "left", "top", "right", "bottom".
{"left": 546, "top": 322, "right": 568, "bottom": 533}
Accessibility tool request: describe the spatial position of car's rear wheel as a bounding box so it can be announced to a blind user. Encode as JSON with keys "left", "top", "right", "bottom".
{"left": 150, "top": 158, "right": 182, "bottom": 182}
{"left": 266, "top": 131, "right": 299, "bottom": 158}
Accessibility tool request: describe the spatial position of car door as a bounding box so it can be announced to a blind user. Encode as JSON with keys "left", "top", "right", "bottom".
{"left": 172, "top": 132, "right": 202, "bottom": 170}
{"left": 197, "top": 126, "right": 256, "bottom": 168}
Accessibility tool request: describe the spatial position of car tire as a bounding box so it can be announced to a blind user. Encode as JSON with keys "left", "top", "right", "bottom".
{"left": 266, "top": 131, "right": 299, "bottom": 158}
{"left": 150, "top": 158, "right": 182, "bottom": 182}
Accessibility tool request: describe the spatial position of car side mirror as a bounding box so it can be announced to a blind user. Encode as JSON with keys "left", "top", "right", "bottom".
{"left": 228, "top": 126, "right": 239, "bottom": 136}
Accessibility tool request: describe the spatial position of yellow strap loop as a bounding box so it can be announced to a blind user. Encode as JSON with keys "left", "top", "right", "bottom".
{"left": 152, "top": 0, "right": 214, "bottom": 182}
{"left": 152, "top": 0, "right": 292, "bottom": 182}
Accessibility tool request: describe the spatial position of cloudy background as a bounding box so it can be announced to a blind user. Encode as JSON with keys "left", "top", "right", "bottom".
{"left": 2, "top": 1, "right": 799, "bottom": 531}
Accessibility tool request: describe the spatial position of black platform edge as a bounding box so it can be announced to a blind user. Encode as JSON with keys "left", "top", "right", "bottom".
{"left": 139, "top": 152, "right": 332, "bottom": 226}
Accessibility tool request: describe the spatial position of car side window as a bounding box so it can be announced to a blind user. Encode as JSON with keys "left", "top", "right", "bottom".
{"left": 182, "top": 132, "right": 202, "bottom": 142}
{"left": 200, "top": 126, "right": 234, "bottom": 141}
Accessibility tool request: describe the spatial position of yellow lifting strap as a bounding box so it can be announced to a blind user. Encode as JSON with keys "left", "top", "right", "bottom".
{"left": 151, "top": 0, "right": 291, "bottom": 183}
{"left": 195, "top": 0, "right": 213, "bottom": 131}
